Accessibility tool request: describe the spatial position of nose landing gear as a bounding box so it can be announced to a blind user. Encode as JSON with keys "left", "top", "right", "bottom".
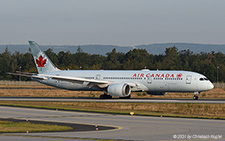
{"left": 193, "top": 95, "right": 198, "bottom": 100}
{"left": 193, "top": 92, "right": 200, "bottom": 100}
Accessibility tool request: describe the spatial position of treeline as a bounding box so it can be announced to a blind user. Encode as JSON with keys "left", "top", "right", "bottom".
{"left": 0, "top": 46, "right": 224, "bottom": 82}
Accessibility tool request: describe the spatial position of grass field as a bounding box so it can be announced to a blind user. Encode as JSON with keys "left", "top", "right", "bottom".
{"left": 0, "top": 120, "right": 72, "bottom": 133}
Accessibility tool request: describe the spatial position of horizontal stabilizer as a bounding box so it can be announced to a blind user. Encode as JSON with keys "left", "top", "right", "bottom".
{"left": 7, "top": 72, "right": 47, "bottom": 80}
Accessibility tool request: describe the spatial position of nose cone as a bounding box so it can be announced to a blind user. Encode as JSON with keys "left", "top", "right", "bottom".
{"left": 208, "top": 82, "right": 214, "bottom": 90}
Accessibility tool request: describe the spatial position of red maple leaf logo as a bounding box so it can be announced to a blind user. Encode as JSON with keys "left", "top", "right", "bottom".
{"left": 177, "top": 73, "right": 183, "bottom": 78}
{"left": 36, "top": 55, "right": 47, "bottom": 67}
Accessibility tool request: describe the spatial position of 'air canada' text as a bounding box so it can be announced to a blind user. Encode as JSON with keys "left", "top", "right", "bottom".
{"left": 132, "top": 73, "right": 183, "bottom": 78}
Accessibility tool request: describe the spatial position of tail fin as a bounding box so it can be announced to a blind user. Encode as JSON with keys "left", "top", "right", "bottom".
{"left": 28, "top": 41, "right": 59, "bottom": 74}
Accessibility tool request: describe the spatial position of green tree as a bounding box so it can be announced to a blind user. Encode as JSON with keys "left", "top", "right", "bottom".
{"left": 0, "top": 47, "right": 12, "bottom": 79}
{"left": 45, "top": 48, "right": 59, "bottom": 67}
{"left": 103, "top": 48, "right": 122, "bottom": 70}
{"left": 123, "top": 49, "right": 150, "bottom": 70}
{"left": 161, "top": 46, "right": 181, "bottom": 70}
{"left": 58, "top": 51, "right": 72, "bottom": 69}
{"left": 179, "top": 49, "right": 193, "bottom": 70}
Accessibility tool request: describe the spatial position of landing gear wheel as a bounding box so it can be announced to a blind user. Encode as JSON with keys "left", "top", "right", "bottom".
{"left": 119, "top": 95, "right": 131, "bottom": 99}
{"left": 100, "top": 94, "right": 112, "bottom": 99}
{"left": 193, "top": 95, "right": 198, "bottom": 100}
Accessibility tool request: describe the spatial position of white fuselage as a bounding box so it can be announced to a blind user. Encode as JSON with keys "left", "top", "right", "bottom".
{"left": 34, "top": 69, "right": 214, "bottom": 94}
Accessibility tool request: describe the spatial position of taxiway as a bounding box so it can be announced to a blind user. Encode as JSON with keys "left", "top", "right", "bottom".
{"left": 0, "top": 106, "right": 224, "bottom": 141}
{"left": 0, "top": 97, "right": 225, "bottom": 103}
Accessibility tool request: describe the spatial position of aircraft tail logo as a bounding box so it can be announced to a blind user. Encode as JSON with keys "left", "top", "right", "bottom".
{"left": 36, "top": 55, "right": 47, "bottom": 67}
{"left": 29, "top": 41, "right": 59, "bottom": 74}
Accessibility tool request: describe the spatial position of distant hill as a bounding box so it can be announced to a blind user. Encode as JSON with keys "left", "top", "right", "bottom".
{"left": 0, "top": 43, "right": 225, "bottom": 55}
{"left": 136, "top": 43, "right": 225, "bottom": 54}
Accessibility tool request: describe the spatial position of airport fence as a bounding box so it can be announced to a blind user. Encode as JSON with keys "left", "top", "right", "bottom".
{"left": 0, "top": 80, "right": 224, "bottom": 88}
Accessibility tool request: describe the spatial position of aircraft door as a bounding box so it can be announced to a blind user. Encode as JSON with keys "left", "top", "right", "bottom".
{"left": 186, "top": 75, "right": 192, "bottom": 84}
{"left": 147, "top": 76, "right": 152, "bottom": 84}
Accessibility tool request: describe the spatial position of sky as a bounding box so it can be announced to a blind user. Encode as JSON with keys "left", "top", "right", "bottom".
{"left": 0, "top": 0, "right": 225, "bottom": 46}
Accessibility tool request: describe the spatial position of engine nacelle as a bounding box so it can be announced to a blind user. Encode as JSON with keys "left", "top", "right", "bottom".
{"left": 107, "top": 83, "right": 131, "bottom": 97}
{"left": 147, "top": 91, "right": 167, "bottom": 95}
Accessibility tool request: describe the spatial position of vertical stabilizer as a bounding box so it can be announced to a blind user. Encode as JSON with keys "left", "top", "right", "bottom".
{"left": 28, "top": 41, "right": 59, "bottom": 74}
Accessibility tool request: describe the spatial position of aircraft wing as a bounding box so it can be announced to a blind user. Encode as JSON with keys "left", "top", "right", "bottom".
{"left": 49, "top": 75, "right": 110, "bottom": 88}
{"left": 48, "top": 75, "right": 138, "bottom": 88}
{"left": 8, "top": 72, "right": 138, "bottom": 88}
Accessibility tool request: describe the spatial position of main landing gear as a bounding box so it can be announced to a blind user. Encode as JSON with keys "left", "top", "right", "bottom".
{"left": 119, "top": 95, "right": 131, "bottom": 99}
{"left": 193, "top": 92, "right": 200, "bottom": 100}
{"left": 100, "top": 93, "right": 112, "bottom": 99}
{"left": 99, "top": 92, "right": 131, "bottom": 99}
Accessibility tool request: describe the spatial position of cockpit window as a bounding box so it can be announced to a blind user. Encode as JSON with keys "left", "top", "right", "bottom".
{"left": 199, "top": 78, "right": 209, "bottom": 81}
{"left": 204, "top": 78, "right": 209, "bottom": 81}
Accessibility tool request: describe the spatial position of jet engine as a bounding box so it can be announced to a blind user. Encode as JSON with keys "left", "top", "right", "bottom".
{"left": 107, "top": 83, "right": 131, "bottom": 97}
{"left": 147, "top": 92, "right": 167, "bottom": 95}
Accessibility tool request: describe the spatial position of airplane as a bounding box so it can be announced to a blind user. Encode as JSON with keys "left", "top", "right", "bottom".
{"left": 8, "top": 41, "right": 214, "bottom": 100}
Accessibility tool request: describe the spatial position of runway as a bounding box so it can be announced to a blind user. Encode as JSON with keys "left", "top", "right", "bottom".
{"left": 0, "top": 106, "right": 224, "bottom": 141}
{"left": 0, "top": 97, "right": 225, "bottom": 103}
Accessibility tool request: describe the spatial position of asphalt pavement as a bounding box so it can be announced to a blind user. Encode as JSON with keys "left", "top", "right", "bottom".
{"left": 0, "top": 97, "right": 225, "bottom": 103}
{"left": 0, "top": 106, "right": 224, "bottom": 141}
